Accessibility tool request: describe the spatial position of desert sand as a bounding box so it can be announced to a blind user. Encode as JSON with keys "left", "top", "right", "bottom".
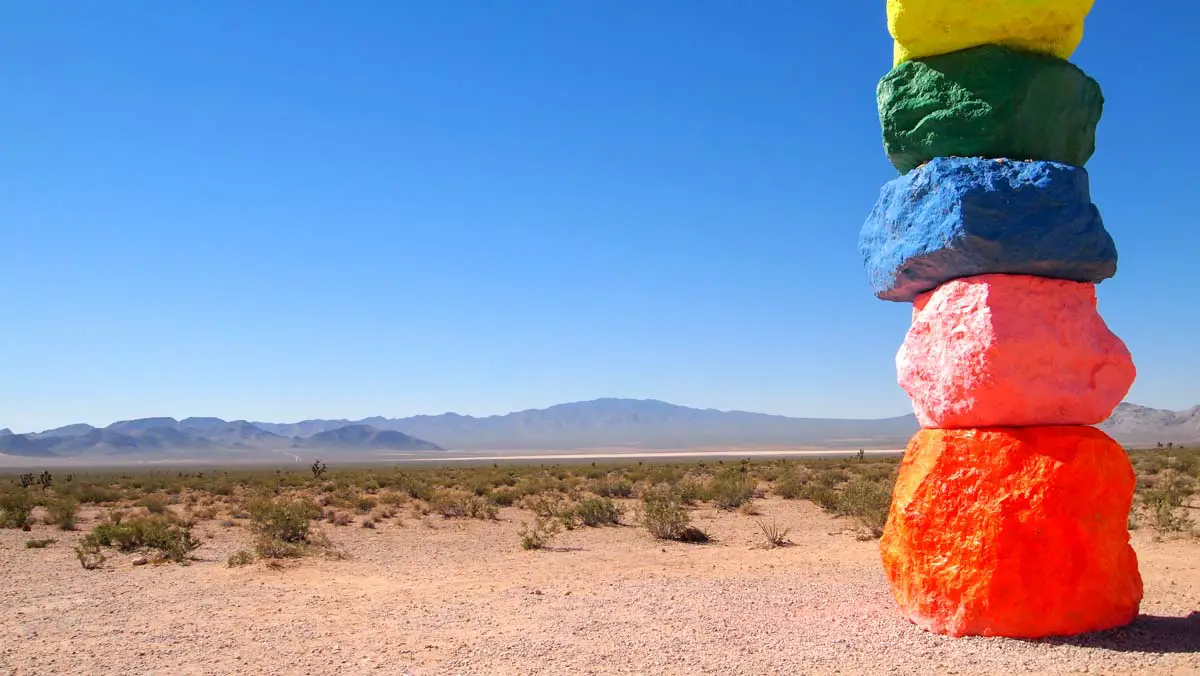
{"left": 1, "top": 498, "right": 1196, "bottom": 675}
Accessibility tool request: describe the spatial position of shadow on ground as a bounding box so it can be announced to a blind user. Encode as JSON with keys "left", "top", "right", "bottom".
{"left": 1041, "top": 613, "right": 1200, "bottom": 654}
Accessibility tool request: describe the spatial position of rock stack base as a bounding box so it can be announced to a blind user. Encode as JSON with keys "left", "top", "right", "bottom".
{"left": 881, "top": 427, "right": 1143, "bottom": 638}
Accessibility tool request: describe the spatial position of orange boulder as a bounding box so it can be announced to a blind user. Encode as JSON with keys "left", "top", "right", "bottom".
{"left": 881, "top": 426, "right": 1142, "bottom": 638}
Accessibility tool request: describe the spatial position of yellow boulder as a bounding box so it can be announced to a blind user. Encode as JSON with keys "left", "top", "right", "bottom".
{"left": 888, "top": 0, "right": 1094, "bottom": 65}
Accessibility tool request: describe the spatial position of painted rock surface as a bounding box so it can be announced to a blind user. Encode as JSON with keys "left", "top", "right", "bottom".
{"left": 859, "top": 157, "right": 1116, "bottom": 302}
{"left": 887, "top": 0, "right": 1094, "bottom": 65}
{"left": 881, "top": 426, "right": 1143, "bottom": 638}
{"left": 878, "top": 45, "right": 1103, "bottom": 174}
{"left": 897, "top": 274, "right": 1134, "bottom": 428}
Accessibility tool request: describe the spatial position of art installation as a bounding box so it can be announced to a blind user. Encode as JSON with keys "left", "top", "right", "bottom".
{"left": 860, "top": 1, "right": 1144, "bottom": 637}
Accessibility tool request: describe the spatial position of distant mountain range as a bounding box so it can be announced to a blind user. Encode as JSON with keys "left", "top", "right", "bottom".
{"left": 1, "top": 398, "right": 1196, "bottom": 465}
{"left": 1097, "top": 402, "right": 1200, "bottom": 445}
{"left": 0, "top": 416, "right": 441, "bottom": 461}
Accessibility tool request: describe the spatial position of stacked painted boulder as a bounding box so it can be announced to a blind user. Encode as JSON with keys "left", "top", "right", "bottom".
{"left": 860, "top": 1, "right": 1143, "bottom": 638}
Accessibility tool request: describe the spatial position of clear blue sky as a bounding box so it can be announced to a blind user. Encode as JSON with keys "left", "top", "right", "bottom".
{"left": 2, "top": 1, "right": 1198, "bottom": 432}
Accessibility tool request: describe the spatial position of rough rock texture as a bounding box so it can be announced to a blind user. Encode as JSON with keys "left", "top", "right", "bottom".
{"left": 878, "top": 44, "right": 1103, "bottom": 174}
{"left": 887, "top": 0, "right": 1094, "bottom": 65}
{"left": 897, "top": 274, "right": 1135, "bottom": 428}
{"left": 859, "top": 157, "right": 1116, "bottom": 302}
{"left": 881, "top": 426, "right": 1143, "bottom": 638}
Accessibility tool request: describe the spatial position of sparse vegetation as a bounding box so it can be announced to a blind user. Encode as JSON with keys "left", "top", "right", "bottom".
{"left": 756, "top": 517, "right": 791, "bottom": 548}
{"left": 710, "top": 469, "right": 755, "bottom": 511}
{"left": 74, "top": 539, "right": 105, "bottom": 570}
{"left": 0, "top": 445, "right": 1190, "bottom": 575}
{"left": 836, "top": 479, "right": 892, "bottom": 538}
{"left": 518, "top": 517, "right": 562, "bottom": 550}
{"left": 0, "top": 490, "right": 33, "bottom": 529}
{"left": 46, "top": 497, "right": 79, "bottom": 530}
{"left": 571, "top": 497, "right": 623, "bottom": 527}
{"left": 25, "top": 538, "right": 57, "bottom": 549}
{"left": 430, "top": 489, "right": 498, "bottom": 520}
{"left": 87, "top": 515, "right": 201, "bottom": 563}
{"left": 137, "top": 493, "right": 169, "bottom": 514}
{"left": 639, "top": 485, "right": 708, "bottom": 542}
{"left": 227, "top": 549, "right": 255, "bottom": 567}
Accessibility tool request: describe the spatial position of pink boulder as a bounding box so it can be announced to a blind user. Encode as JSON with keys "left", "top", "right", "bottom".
{"left": 897, "top": 274, "right": 1135, "bottom": 428}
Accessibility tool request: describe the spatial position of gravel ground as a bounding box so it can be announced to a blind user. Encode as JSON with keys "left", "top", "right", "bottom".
{"left": 0, "top": 499, "right": 1196, "bottom": 675}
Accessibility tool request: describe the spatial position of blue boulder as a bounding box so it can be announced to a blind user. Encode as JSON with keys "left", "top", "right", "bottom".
{"left": 859, "top": 157, "right": 1117, "bottom": 302}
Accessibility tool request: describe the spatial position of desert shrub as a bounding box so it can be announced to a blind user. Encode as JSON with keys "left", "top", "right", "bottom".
{"left": 227, "top": 550, "right": 255, "bottom": 567}
{"left": 88, "top": 516, "right": 201, "bottom": 562}
{"left": 837, "top": 479, "right": 892, "bottom": 538}
{"left": 361, "top": 517, "right": 376, "bottom": 529}
{"left": 852, "top": 463, "right": 897, "bottom": 482}
{"left": 74, "top": 539, "right": 106, "bottom": 570}
{"left": 46, "top": 497, "right": 79, "bottom": 531}
{"left": 255, "top": 537, "right": 306, "bottom": 559}
{"left": 76, "top": 485, "right": 121, "bottom": 504}
{"left": 640, "top": 486, "right": 706, "bottom": 542}
{"left": 246, "top": 497, "right": 321, "bottom": 543}
{"left": 756, "top": 517, "right": 792, "bottom": 548}
{"left": 354, "top": 496, "right": 378, "bottom": 514}
{"left": 813, "top": 469, "right": 850, "bottom": 488}
{"left": 773, "top": 471, "right": 808, "bottom": 500}
{"left": 488, "top": 487, "right": 519, "bottom": 506}
{"left": 378, "top": 491, "right": 407, "bottom": 507}
{"left": 518, "top": 517, "right": 562, "bottom": 550}
{"left": 802, "top": 484, "right": 841, "bottom": 511}
{"left": 0, "top": 490, "right": 33, "bottom": 529}
{"left": 671, "top": 475, "right": 708, "bottom": 505}
{"left": 430, "top": 490, "right": 497, "bottom": 520}
{"left": 520, "top": 494, "right": 566, "bottom": 518}
{"left": 25, "top": 538, "right": 56, "bottom": 549}
{"left": 589, "top": 475, "right": 634, "bottom": 499}
{"left": 137, "top": 493, "right": 169, "bottom": 514}
{"left": 710, "top": 470, "right": 754, "bottom": 510}
{"left": 1140, "top": 471, "right": 1196, "bottom": 534}
{"left": 572, "top": 497, "right": 623, "bottom": 527}
{"left": 395, "top": 475, "right": 433, "bottom": 502}
{"left": 192, "top": 505, "right": 220, "bottom": 521}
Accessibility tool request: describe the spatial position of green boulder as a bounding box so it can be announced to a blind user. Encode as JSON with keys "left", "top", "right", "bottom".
{"left": 877, "top": 44, "right": 1103, "bottom": 174}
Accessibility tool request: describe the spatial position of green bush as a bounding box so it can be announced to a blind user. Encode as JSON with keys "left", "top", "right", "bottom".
{"left": 88, "top": 516, "right": 201, "bottom": 562}
{"left": 487, "top": 487, "right": 519, "bottom": 506}
{"left": 430, "top": 490, "right": 497, "bottom": 520}
{"left": 572, "top": 497, "right": 623, "bottom": 527}
{"left": 710, "top": 470, "right": 754, "bottom": 510}
{"left": 76, "top": 485, "right": 122, "bottom": 504}
{"left": 227, "top": 550, "right": 255, "bottom": 567}
{"left": 674, "top": 475, "right": 710, "bottom": 505}
{"left": 137, "top": 493, "right": 169, "bottom": 514}
{"left": 773, "top": 472, "right": 808, "bottom": 500}
{"left": 1140, "top": 471, "right": 1196, "bottom": 534}
{"left": 640, "top": 486, "right": 706, "bottom": 542}
{"left": 46, "top": 497, "right": 79, "bottom": 531}
{"left": 589, "top": 476, "right": 634, "bottom": 499}
{"left": 837, "top": 479, "right": 893, "bottom": 538}
{"left": 0, "top": 490, "right": 33, "bottom": 529}
{"left": 246, "top": 497, "right": 321, "bottom": 543}
{"left": 802, "top": 484, "right": 841, "bottom": 512}
{"left": 518, "top": 517, "right": 562, "bottom": 550}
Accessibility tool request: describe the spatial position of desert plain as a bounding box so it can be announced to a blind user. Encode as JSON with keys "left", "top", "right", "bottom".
{"left": 0, "top": 452, "right": 1196, "bottom": 676}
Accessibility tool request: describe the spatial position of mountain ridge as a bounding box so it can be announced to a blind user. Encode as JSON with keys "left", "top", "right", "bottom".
{"left": 3, "top": 398, "right": 1196, "bottom": 465}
